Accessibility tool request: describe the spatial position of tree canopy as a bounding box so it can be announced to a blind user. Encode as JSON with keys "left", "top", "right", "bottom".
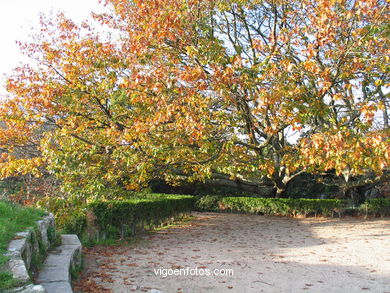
{"left": 0, "top": 0, "right": 389, "bottom": 198}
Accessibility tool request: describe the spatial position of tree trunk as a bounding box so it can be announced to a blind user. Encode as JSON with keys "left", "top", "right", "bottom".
{"left": 270, "top": 169, "right": 306, "bottom": 198}
{"left": 272, "top": 175, "right": 288, "bottom": 198}
{"left": 275, "top": 187, "right": 285, "bottom": 198}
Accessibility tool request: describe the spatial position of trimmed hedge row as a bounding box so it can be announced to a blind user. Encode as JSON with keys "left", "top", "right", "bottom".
{"left": 88, "top": 194, "right": 195, "bottom": 238}
{"left": 195, "top": 195, "right": 222, "bottom": 212}
{"left": 55, "top": 193, "right": 389, "bottom": 240}
{"left": 360, "top": 198, "right": 390, "bottom": 217}
{"left": 195, "top": 196, "right": 390, "bottom": 217}
{"left": 217, "top": 197, "right": 343, "bottom": 217}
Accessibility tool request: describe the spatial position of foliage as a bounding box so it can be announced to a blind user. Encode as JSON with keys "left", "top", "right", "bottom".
{"left": 193, "top": 184, "right": 259, "bottom": 197}
{"left": 0, "top": 0, "right": 389, "bottom": 198}
{"left": 0, "top": 175, "right": 61, "bottom": 207}
{"left": 0, "top": 201, "right": 46, "bottom": 290}
{"left": 36, "top": 195, "right": 87, "bottom": 235}
{"left": 194, "top": 195, "right": 223, "bottom": 212}
{"left": 0, "top": 179, "right": 24, "bottom": 197}
{"left": 88, "top": 194, "right": 194, "bottom": 239}
{"left": 36, "top": 192, "right": 194, "bottom": 237}
{"left": 217, "top": 197, "right": 343, "bottom": 217}
{"left": 360, "top": 198, "right": 390, "bottom": 217}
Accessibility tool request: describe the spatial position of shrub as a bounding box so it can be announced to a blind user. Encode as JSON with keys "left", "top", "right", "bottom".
{"left": 194, "top": 195, "right": 222, "bottom": 212}
{"left": 88, "top": 194, "right": 194, "bottom": 238}
{"left": 219, "top": 197, "right": 343, "bottom": 217}
{"left": 36, "top": 196, "right": 87, "bottom": 235}
{"left": 61, "top": 209, "right": 87, "bottom": 235}
{"left": 359, "top": 198, "right": 390, "bottom": 217}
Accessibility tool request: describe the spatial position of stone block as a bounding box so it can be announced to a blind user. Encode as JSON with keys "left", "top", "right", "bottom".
{"left": 7, "top": 258, "right": 30, "bottom": 283}
{"left": 38, "top": 234, "right": 83, "bottom": 293}
{"left": 41, "top": 282, "right": 72, "bottom": 293}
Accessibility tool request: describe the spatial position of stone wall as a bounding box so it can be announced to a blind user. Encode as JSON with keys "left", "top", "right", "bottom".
{"left": 4, "top": 214, "right": 55, "bottom": 293}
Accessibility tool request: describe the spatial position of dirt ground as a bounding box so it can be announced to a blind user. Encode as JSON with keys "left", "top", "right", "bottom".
{"left": 73, "top": 212, "right": 390, "bottom": 293}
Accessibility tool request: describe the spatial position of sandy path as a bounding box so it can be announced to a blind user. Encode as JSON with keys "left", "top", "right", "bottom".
{"left": 73, "top": 212, "right": 390, "bottom": 293}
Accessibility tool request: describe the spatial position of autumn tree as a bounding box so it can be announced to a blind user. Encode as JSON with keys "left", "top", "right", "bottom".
{"left": 0, "top": 0, "right": 389, "bottom": 198}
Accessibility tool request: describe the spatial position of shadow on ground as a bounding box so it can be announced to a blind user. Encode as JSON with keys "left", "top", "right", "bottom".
{"left": 73, "top": 212, "right": 390, "bottom": 293}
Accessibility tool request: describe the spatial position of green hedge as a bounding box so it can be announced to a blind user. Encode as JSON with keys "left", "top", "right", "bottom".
{"left": 359, "top": 198, "right": 390, "bottom": 217}
{"left": 196, "top": 196, "right": 343, "bottom": 217}
{"left": 88, "top": 194, "right": 195, "bottom": 238}
{"left": 194, "top": 195, "right": 222, "bottom": 212}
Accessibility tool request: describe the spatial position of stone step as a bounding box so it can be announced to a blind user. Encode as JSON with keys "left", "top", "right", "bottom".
{"left": 38, "top": 235, "right": 82, "bottom": 293}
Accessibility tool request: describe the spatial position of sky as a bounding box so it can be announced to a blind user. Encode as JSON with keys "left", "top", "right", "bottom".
{"left": 0, "top": 0, "right": 108, "bottom": 96}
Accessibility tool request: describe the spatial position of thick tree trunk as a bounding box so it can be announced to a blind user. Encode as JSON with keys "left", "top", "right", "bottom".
{"left": 275, "top": 187, "right": 285, "bottom": 198}
{"left": 270, "top": 169, "right": 306, "bottom": 198}
{"left": 272, "top": 175, "right": 288, "bottom": 198}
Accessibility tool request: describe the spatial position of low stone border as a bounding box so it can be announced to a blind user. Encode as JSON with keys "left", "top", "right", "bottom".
{"left": 38, "top": 235, "right": 82, "bottom": 293}
{"left": 6, "top": 284, "right": 46, "bottom": 293}
{"left": 4, "top": 214, "right": 55, "bottom": 293}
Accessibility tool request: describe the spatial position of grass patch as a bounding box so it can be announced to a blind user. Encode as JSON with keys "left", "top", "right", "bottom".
{"left": 0, "top": 200, "right": 46, "bottom": 290}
